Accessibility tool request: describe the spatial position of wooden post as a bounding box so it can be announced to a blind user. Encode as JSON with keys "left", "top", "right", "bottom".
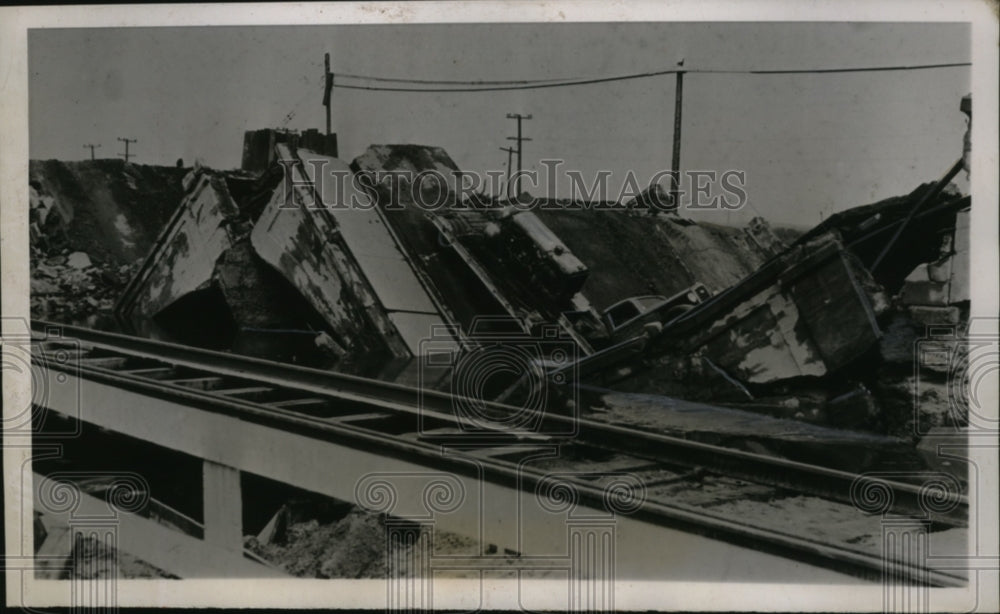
{"left": 669, "top": 70, "right": 685, "bottom": 207}
{"left": 203, "top": 460, "right": 243, "bottom": 553}
{"left": 500, "top": 146, "right": 515, "bottom": 198}
{"left": 323, "top": 53, "right": 333, "bottom": 139}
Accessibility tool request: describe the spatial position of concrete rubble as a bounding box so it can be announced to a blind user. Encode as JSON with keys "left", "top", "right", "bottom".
{"left": 31, "top": 94, "right": 972, "bottom": 444}
{"left": 29, "top": 159, "right": 187, "bottom": 328}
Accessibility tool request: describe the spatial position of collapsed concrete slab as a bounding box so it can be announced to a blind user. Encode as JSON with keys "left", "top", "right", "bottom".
{"left": 573, "top": 232, "right": 889, "bottom": 390}
{"left": 251, "top": 145, "right": 459, "bottom": 382}
{"left": 351, "top": 144, "right": 603, "bottom": 352}
{"left": 109, "top": 128, "right": 970, "bottom": 437}
{"left": 673, "top": 233, "right": 889, "bottom": 384}
{"left": 116, "top": 137, "right": 460, "bottom": 382}
{"left": 114, "top": 166, "right": 335, "bottom": 362}
{"left": 116, "top": 169, "right": 249, "bottom": 339}
{"left": 352, "top": 143, "right": 461, "bottom": 194}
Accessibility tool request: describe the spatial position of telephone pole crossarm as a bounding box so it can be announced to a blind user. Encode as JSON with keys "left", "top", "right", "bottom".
{"left": 117, "top": 137, "right": 137, "bottom": 163}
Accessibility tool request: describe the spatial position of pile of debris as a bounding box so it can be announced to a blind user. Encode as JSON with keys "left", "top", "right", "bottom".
{"left": 242, "top": 497, "right": 493, "bottom": 579}
{"left": 30, "top": 250, "right": 135, "bottom": 327}
{"left": 29, "top": 158, "right": 188, "bottom": 326}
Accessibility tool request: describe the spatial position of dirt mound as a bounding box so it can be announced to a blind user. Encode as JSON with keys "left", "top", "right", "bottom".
{"left": 246, "top": 509, "right": 389, "bottom": 578}
{"left": 30, "top": 159, "right": 188, "bottom": 267}
{"left": 244, "top": 501, "right": 484, "bottom": 579}
{"left": 534, "top": 210, "right": 780, "bottom": 310}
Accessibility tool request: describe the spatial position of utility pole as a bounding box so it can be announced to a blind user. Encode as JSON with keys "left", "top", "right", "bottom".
{"left": 505, "top": 113, "right": 532, "bottom": 197}
{"left": 323, "top": 52, "right": 333, "bottom": 139}
{"left": 83, "top": 144, "right": 100, "bottom": 160}
{"left": 499, "top": 146, "right": 515, "bottom": 198}
{"left": 117, "top": 137, "right": 137, "bottom": 163}
{"left": 669, "top": 60, "right": 685, "bottom": 209}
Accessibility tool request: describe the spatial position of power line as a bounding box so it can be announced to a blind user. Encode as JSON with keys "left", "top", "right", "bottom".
{"left": 335, "top": 72, "right": 577, "bottom": 86}
{"left": 334, "top": 69, "right": 679, "bottom": 92}
{"left": 707, "top": 62, "right": 971, "bottom": 75}
{"left": 330, "top": 61, "right": 970, "bottom": 93}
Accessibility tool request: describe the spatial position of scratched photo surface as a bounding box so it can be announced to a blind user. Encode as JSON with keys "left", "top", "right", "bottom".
{"left": 14, "top": 17, "right": 990, "bottom": 608}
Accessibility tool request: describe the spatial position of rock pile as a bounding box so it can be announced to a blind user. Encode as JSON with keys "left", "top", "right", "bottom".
{"left": 30, "top": 248, "right": 139, "bottom": 327}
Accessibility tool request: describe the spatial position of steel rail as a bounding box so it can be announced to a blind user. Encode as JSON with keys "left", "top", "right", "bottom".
{"left": 31, "top": 321, "right": 968, "bottom": 528}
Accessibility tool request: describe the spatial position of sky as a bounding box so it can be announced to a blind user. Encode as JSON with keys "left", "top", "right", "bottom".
{"left": 28, "top": 22, "right": 970, "bottom": 227}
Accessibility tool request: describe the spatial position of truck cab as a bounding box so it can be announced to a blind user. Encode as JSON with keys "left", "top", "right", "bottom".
{"left": 602, "top": 283, "right": 711, "bottom": 342}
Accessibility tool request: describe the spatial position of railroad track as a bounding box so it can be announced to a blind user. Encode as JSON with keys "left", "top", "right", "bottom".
{"left": 29, "top": 321, "right": 968, "bottom": 586}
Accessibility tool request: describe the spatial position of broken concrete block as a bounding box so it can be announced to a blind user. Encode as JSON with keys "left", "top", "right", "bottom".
{"left": 314, "top": 331, "right": 347, "bottom": 360}
{"left": 30, "top": 278, "right": 59, "bottom": 295}
{"left": 926, "top": 257, "right": 953, "bottom": 283}
{"left": 66, "top": 251, "right": 92, "bottom": 269}
{"left": 949, "top": 209, "right": 970, "bottom": 303}
{"left": 900, "top": 279, "right": 950, "bottom": 306}
{"left": 257, "top": 504, "right": 290, "bottom": 546}
{"left": 904, "top": 263, "right": 931, "bottom": 283}
{"left": 908, "top": 305, "right": 961, "bottom": 325}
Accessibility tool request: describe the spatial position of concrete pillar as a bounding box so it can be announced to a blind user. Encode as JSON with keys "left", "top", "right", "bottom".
{"left": 203, "top": 461, "right": 243, "bottom": 553}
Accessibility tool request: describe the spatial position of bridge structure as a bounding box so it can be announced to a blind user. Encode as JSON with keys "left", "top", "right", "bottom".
{"left": 19, "top": 321, "right": 970, "bottom": 608}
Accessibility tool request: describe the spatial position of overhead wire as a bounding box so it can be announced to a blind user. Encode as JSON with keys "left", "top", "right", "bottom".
{"left": 330, "top": 61, "right": 971, "bottom": 93}
{"left": 333, "top": 72, "right": 581, "bottom": 85}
